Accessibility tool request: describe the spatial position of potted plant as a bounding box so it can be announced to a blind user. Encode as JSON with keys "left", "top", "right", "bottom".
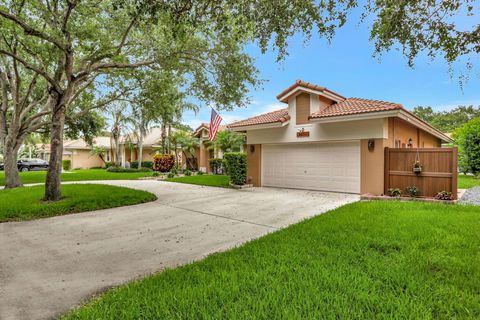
{"left": 387, "top": 188, "right": 402, "bottom": 198}
{"left": 406, "top": 186, "right": 419, "bottom": 197}
{"left": 412, "top": 160, "right": 422, "bottom": 174}
{"left": 435, "top": 191, "right": 453, "bottom": 201}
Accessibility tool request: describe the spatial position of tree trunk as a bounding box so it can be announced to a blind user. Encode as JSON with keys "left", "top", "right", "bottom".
{"left": 167, "top": 125, "right": 171, "bottom": 153}
{"left": 3, "top": 142, "right": 22, "bottom": 188}
{"left": 138, "top": 134, "right": 143, "bottom": 169}
{"left": 161, "top": 123, "right": 166, "bottom": 154}
{"left": 44, "top": 100, "right": 65, "bottom": 201}
{"left": 115, "top": 136, "right": 121, "bottom": 167}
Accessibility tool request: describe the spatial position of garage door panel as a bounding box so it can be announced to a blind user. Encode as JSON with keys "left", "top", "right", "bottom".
{"left": 262, "top": 142, "right": 360, "bottom": 193}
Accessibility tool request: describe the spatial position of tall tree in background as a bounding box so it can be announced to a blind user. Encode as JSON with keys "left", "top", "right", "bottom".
{"left": 126, "top": 104, "right": 158, "bottom": 170}
{"left": 108, "top": 103, "right": 128, "bottom": 167}
{"left": 413, "top": 105, "right": 480, "bottom": 132}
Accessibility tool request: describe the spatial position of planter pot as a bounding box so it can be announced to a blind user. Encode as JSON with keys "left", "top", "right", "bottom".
{"left": 413, "top": 167, "right": 422, "bottom": 174}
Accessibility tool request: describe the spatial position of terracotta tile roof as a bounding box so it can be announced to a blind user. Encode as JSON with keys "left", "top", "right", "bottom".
{"left": 228, "top": 108, "right": 290, "bottom": 128}
{"left": 309, "top": 97, "right": 403, "bottom": 119}
{"left": 276, "top": 79, "right": 346, "bottom": 102}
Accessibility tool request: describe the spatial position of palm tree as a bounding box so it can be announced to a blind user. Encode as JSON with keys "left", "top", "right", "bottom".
{"left": 126, "top": 104, "right": 158, "bottom": 169}
{"left": 170, "top": 131, "right": 199, "bottom": 169}
{"left": 108, "top": 103, "right": 128, "bottom": 166}
{"left": 209, "top": 130, "right": 245, "bottom": 154}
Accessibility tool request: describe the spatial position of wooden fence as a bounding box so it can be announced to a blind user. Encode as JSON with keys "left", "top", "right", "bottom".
{"left": 384, "top": 147, "right": 458, "bottom": 199}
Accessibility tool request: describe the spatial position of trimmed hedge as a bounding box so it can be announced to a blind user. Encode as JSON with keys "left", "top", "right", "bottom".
{"left": 62, "top": 160, "right": 71, "bottom": 171}
{"left": 106, "top": 166, "right": 152, "bottom": 173}
{"left": 223, "top": 152, "right": 247, "bottom": 185}
{"left": 130, "top": 161, "right": 153, "bottom": 169}
{"left": 209, "top": 158, "right": 224, "bottom": 175}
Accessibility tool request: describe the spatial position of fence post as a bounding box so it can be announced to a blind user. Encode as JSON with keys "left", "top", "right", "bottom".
{"left": 384, "top": 147, "right": 390, "bottom": 195}
{"left": 452, "top": 147, "right": 458, "bottom": 200}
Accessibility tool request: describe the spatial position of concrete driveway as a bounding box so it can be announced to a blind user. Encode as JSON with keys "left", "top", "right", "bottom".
{"left": 0, "top": 180, "right": 358, "bottom": 320}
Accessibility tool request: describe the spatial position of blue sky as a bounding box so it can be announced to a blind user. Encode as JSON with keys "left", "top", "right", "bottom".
{"left": 182, "top": 14, "right": 480, "bottom": 130}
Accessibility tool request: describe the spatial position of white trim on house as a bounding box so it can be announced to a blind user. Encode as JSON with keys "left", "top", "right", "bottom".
{"left": 278, "top": 86, "right": 344, "bottom": 104}
{"left": 230, "top": 120, "right": 290, "bottom": 132}
{"left": 309, "top": 109, "right": 452, "bottom": 143}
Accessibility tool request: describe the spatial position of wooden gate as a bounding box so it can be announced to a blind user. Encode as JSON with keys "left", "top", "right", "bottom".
{"left": 384, "top": 148, "right": 458, "bottom": 199}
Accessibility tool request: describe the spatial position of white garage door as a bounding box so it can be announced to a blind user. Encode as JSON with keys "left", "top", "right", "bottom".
{"left": 262, "top": 142, "right": 360, "bottom": 193}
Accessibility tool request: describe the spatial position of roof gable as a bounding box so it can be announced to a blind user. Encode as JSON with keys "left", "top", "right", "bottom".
{"left": 276, "top": 80, "right": 346, "bottom": 103}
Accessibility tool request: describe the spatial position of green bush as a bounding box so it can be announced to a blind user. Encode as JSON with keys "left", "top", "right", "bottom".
{"left": 152, "top": 172, "right": 160, "bottom": 177}
{"left": 170, "top": 167, "right": 178, "bottom": 175}
{"left": 130, "top": 161, "right": 153, "bottom": 169}
{"left": 104, "top": 162, "right": 114, "bottom": 168}
{"left": 153, "top": 154, "right": 175, "bottom": 172}
{"left": 184, "top": 170, "right": 192, "bottom": 176}
{"left": 106, "top": 166, "right": 152, "bottom": 173}
{"left": 223, "top": 152, "right": 247, "bottom": 185}
{"left": 454, "top": 118, "right": 480, "bottom": 176}
{"left": 387, "top": 188, "right": 402, "bottom": 197}
{"left": 167, "top": 172, "right": 175, "bottom": 178}
{"left": 197, "top": 170, "right": 204, "bottom": 176}
{"left": 62, "top": 160, "right": 71, "bottom": 171}
{"left": 209, "top": 158, "right": 224, "bottom": 175}
{"left": 406, "top": 186, "right": 419, "bottom": 197}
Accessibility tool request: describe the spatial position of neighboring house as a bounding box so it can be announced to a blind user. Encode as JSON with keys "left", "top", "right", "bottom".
{"left": 37, "top": 127, "right": 182, "bottom": 169}
{"left": 38, "top": 137, "right": 111, "bottom": 169}
{"left": 191, "top": 123, "right": 227, "bottom": 172}
{"left": 123, "top": 127, "right": 172, "bottom": 164}
{"left": 229, "top": 80, "right": 452, "bottom": 195}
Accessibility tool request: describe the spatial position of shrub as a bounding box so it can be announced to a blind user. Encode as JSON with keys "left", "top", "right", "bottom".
{"left": 197, "top": 170, "right": 204, "bottom": 176}
{"left": 223, "top": 152, "right": 247, "bottom": 185}
{"left": 170, "top": 167, "right": 178, "bottom": 175}
{"left": 130, "top": 161, "right": 154, "bottom": 169}
{"left": 184, "top": 170, "right": 192, "bottom": 176}
{"left": 209, "top": 158, "right": 224, "bottom": 175}
{"left": 152, "top": 172, "right": 160, "bottom": 177}
{"left": 167, "top": 172, "right": 175, "bottom": 178}
{"left": 436, "top": 191, "right": 453, "bottom": 201}
{"left": 106, "top": 166, "right": 152, "bottom": 173}
{"left": 62, "top": 160, "right": 71, "bottom": 171}
{"left": 387, "top": 188, "right": 402, "bottom": 197}
{"left": 454, "top": 118, "right": 480, "bottom": 176}
{"left": 104, "top": 162, "right": 114, "bottom": 168}
{"left": 153, "top": 154, "right": 175, "bottom": 172}
{"left": 406, "top": 186, "right": 419, "bottom": 197}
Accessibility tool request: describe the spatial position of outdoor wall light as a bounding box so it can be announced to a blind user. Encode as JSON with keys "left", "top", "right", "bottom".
{"left": 408, "top": 138, "right": 413, "bottom": 147}
{"left": 368, "top": 139, "right": 375, "bottom": 152}
{"left": 249, "top": 145, "right": 255, "bottom": 153}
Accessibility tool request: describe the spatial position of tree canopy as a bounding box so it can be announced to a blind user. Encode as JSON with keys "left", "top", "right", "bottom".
{"left": 412, "top": 105, "right": 480, "bottom": 133}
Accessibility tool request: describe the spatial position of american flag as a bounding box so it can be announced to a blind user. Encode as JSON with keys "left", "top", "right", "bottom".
{"left": 208, "top": 108, "right": 222, "bottom": 141}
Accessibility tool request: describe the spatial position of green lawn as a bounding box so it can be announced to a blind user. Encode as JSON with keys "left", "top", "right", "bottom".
{"left": 64, "top": 201, "right": 479, "bottom": 319}
{"left": 166, "top": 174, "right": 230, "bottom": 187}
{"left": 0, "top": 169, "right": 153, "bottom": 186}
{"left": 0, "top": 184, "right": 156, "bottom": 222}
{"left": 459, "top": 174, "right": 480, "bottom": 189}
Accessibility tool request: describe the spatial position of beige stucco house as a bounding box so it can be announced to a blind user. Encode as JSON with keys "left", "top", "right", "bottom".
{"left": 191, "top": 123, "right": 227, "bottom": 172}
{"left": 229, "top": 80, "right": 452, "bottom": 195}
{"left": 38, "top": 137, "right": 111, "bottom": 169}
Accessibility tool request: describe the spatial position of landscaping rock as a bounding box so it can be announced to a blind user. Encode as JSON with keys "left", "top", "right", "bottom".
{"left": 459, "top": 186, "right": 480, "bottom": 205}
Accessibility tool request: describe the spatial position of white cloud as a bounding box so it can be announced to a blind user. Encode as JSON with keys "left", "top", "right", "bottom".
{"left": 431, "top": 99, "right": 480, "bottom": 111}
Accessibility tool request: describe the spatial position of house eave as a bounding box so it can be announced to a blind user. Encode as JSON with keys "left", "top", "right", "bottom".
{"left": 230, "top": 120, "right": 290, "bottom": 132}
{"left": 278, "top": 87, "right": 344, "bottom": 103}
{"left": 309, "top": 110, "right": 452, "bottom": 143}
